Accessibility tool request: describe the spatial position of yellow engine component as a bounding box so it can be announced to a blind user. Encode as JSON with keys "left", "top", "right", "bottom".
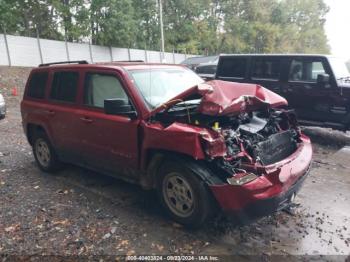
{"left": 213, "top": 122, "right": 220, "bottom": 130}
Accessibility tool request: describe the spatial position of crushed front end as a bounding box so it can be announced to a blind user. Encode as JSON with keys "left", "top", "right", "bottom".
{"left": 205, "top": 109, "right": 312, "bottom": 222}
{"left": 153, "top": 81, "right": 313, "bottom": 222}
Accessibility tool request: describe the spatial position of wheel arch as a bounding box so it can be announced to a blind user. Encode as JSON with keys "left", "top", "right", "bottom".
{"left": 140, "top": 149, "right": 224, "bottom": 190}
{"left": 26, "top": 123, "right": 47, "bottom": 145}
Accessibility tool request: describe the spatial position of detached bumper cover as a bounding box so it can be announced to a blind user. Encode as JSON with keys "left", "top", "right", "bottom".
{"left": 209, "top": 135, "right": 312, "bottom": 221}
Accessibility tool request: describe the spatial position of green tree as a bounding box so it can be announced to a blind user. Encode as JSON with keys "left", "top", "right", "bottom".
{"left": 161, "top": 0, "right": 205, "bottom": 53}
{"left": 0, "top": 0, "right": 61, "bottom": 39}
{"left": 279, "top": 0, "right": 330, "bottom": 53}
{"left": 0, "top": 0, "right": 331, "bottom": 55}
{"left": 90, "top": 0, "right": 137, "bottom": 47}
{"left": 221, "top": 0, "right": 329, "bottom": 54}
{"left": 0, "top": 0, "right": 20, "bottom": 33}
{"left": 133, "top": 0, "right": 159, "bottom": 50}
{"left": 52, "top": 0, "right": 90, "bottom": 41}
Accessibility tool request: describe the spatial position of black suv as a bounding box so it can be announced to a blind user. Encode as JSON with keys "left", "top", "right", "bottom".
{"left": 215, "top": 54, "right": 350, "bottom": 130}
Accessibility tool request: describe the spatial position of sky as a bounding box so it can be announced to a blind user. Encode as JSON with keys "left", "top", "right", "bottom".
{"left": 324, "top": 0, "right": 350, "bottom": 60}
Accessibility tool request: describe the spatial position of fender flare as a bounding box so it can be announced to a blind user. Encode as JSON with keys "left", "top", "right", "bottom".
{"left": 26, "top": 122, "right": 52, "bottom": 145}
{"left": 142, "top": 151, "right": 225, "bottom": 190}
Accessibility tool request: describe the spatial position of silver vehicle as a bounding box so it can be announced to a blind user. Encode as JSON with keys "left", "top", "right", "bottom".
{"left": 0, "top": 93, "right": 6, "bottom": 119}
{"left": 180, "top": 55, "right": 218, "bottom": 71}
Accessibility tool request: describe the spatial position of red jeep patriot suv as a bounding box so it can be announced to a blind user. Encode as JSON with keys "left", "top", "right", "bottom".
{"left": 21, "top": 60, "right": 312, "bottom": 227}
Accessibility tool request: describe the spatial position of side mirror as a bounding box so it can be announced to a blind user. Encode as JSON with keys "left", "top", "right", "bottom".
{"left": 104, "top": 99, "right": 137, "bottom": 119}
{"left": 317, "top": 73, "right": 330, "bottom": 86}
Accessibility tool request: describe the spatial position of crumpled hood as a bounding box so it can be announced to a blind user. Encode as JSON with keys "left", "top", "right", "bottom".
{"left": 150, "top": 80, "right": 287, "bottom": 117}
{"left": 196, "top": 80, "right": 287, "bottom": 116}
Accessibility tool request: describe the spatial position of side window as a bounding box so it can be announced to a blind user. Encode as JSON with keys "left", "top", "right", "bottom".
{"left": 311, "top": 62, "right": 326, "bottom": 80}
{"left": 196, "top": 65, "right": 216, "bottom": 74}
{"left": 289, "top": 60, "right": 326, "bottom": 82}
{"left": 251, "top": 58, "right": 280, "bottom": 80}
{"left": 218, "top": 57, "right": 247, "bottom": 78}
{"left": 50, "top": 71, "right": 79, "bottom": 102}
{"left": 84, "top": 73, "right": 128, "bottom": 108}
{"left": 27, "top": 72, "right": 48, "bottom": 99}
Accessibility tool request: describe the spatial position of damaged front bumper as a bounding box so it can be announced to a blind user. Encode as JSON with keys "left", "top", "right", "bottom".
{"left": 209, "top": 135, "right": 312, "bottom": 223}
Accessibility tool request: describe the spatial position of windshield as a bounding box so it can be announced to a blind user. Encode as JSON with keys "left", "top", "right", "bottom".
{"left": 129, "top": 67, "right": 204, "bottom": 109}
{"left": 328, "top": 57, "right": 350, "bottom": 79}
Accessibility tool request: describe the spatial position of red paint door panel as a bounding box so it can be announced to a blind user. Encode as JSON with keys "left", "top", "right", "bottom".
{"left": 46, "top": 71, "right": 82, "bottom": 161}
{"left": 74, "top": 109, "right": 139, "bottom": 175}
{"left": 75, "top": 71, "right": 140, "bottom": 178}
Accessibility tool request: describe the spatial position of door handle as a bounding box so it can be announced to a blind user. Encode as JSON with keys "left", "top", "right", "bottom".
{"left": 44, "top": 110, "right": 55, "bottom": 116}
{"left": 80, "top": 117, "right": 93, "bottom": 123}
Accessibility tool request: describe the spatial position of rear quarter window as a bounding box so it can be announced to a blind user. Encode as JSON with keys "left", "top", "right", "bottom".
{"left": 50, "top": 71, "right": 79, "bottom": 103}
{"left": 217, "top": 57, "right": 247, "bottom": 78}
{"left": 27, "top": 72, "right": 48, "bottom": 99}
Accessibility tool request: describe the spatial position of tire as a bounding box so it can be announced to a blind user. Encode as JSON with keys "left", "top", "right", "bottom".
{"left": 156, "top": 158, "right": 214, "bottom": 228}
{"left": 32, "top": 131, "right": 62, "bottom": 172}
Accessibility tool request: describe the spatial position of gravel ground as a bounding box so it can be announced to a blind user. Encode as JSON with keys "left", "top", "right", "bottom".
{"left": 0, "top": 66, "right": 350, "bottom": 261}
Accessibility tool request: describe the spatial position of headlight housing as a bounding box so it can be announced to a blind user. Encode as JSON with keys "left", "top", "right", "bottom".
{"left": 227, "top": 172, "right": 258, "bottom": 185}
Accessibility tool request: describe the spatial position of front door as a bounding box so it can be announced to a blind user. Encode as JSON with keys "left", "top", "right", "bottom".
{"left": 75, "top": 71, "right": 140, "bottom": 179}
{"left": 283, "top": 58, "right": 339, "bottom": 123}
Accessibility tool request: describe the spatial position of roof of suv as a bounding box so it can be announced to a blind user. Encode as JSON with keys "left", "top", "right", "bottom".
{"left": 219, "top": 54, "right": 333, "bottom": 58}
{"left": 98, "top": 62, "right": 187, "bottom": 70}
{"left": 36, "top": 61, "right": 187, "bottom": 71}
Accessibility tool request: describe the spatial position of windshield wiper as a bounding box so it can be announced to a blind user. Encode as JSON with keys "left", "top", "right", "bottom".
{"left": 176, "top": 101, "right": 200, "bottom": 106}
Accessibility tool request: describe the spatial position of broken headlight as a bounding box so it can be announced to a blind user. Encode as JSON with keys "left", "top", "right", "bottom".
{"left": 227, "top": 172, "right": 258, "bottom": 185}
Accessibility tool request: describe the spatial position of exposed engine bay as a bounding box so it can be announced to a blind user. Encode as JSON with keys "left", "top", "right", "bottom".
{"left": 155, "top": 99, "right": 301, "bottom": 179}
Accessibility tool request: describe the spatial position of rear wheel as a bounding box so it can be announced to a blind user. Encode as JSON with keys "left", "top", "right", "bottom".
{"left": 157, "top": 159, "right": 214, "bottom": 227}
{"left": 32, "top": 132, "right": 62, "bottom": 172}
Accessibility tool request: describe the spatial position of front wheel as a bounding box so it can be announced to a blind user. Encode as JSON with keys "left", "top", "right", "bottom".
{"left": 156, "top": 159, "right": 214, "bottom": 227}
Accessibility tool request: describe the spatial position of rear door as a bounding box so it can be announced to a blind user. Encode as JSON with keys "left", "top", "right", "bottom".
{"left": 21, "top": 70, "right": 50, "bottom": 138}
{"left": 247, "top": 56, "right": 287, "bottom": 95}
{"left": 46, "top": 70, "right": 82, "bottom": 162}
{"left": 74, "top": 70, "right": 140, "bottom": 178}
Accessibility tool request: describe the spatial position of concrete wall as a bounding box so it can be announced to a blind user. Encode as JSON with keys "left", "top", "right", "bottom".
{"left": 0, "top": 34, "right": 195, "bottom": 67}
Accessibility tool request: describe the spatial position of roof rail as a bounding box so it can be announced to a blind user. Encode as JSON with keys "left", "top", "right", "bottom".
{"left": 114, "top": 60, "right": 144, "bottom": 62}
{"left": 39, "top": 60, "right": 88, "bottom": 67}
